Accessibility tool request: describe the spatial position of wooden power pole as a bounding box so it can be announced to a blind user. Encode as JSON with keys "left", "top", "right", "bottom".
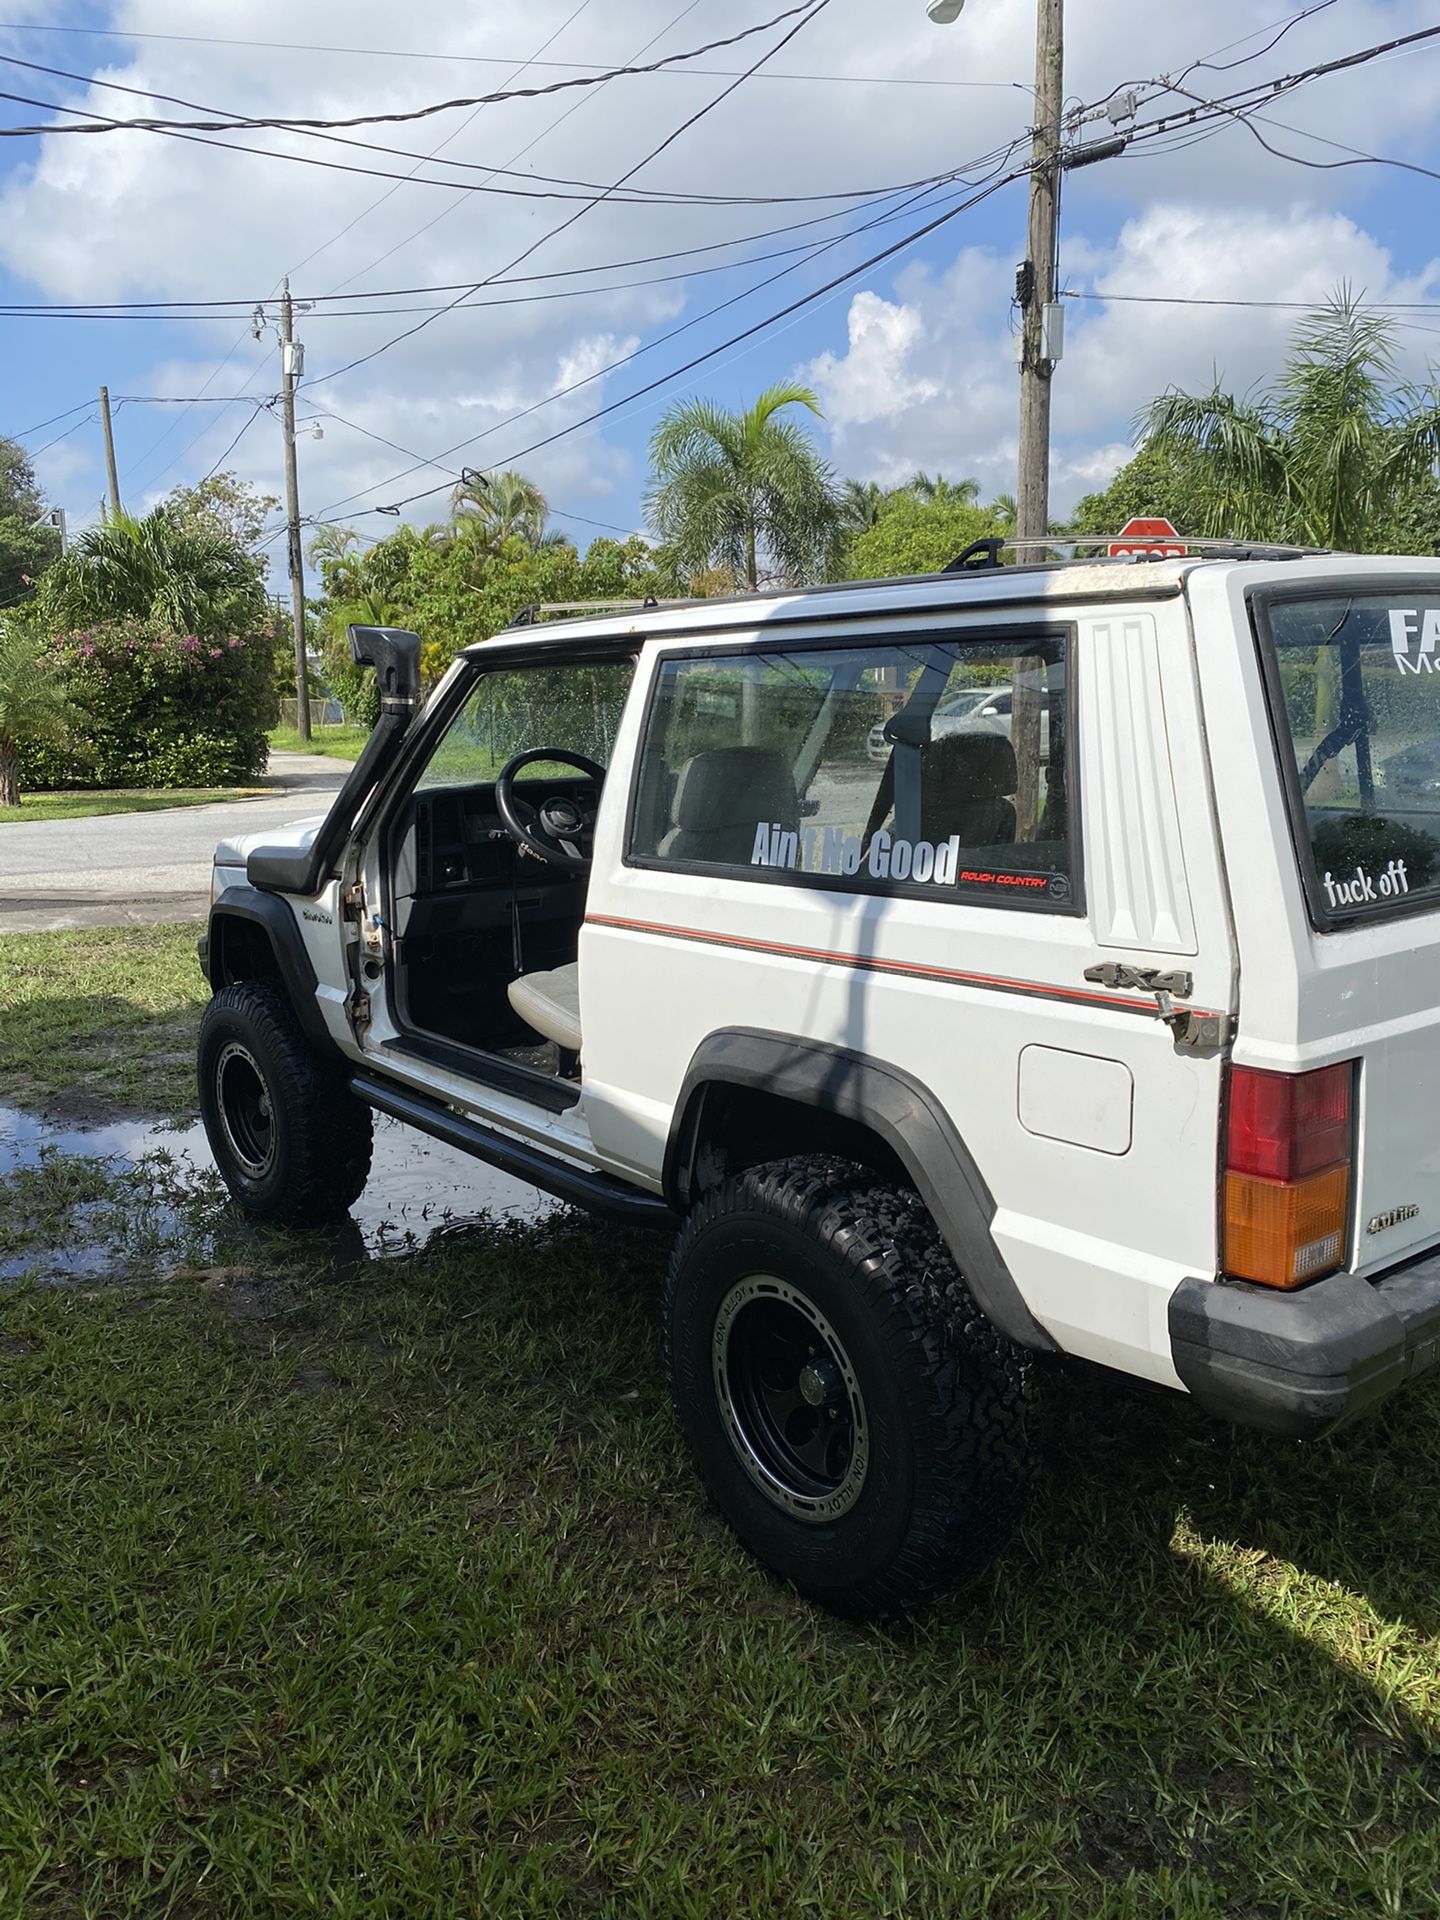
{"left": 279, "top": 279, "right": 311, "bottom": 741}
{"left": 1015, "top": 0, "right": 1063, "bottom": 547}
{"left": 98, "top": 385, "right": 121, "bottom": 517}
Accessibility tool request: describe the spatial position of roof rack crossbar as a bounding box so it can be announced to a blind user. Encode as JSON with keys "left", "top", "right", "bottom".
{"left": 507, "top": 595, "right": 674, "bottom": 629}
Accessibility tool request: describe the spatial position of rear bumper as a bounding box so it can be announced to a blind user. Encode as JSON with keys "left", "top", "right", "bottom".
{"left": 1169, "top": 1257, "right": 1440, "bottom": 1439}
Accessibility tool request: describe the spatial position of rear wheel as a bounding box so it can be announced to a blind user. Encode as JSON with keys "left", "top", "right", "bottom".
{"left": 198, "top": 983, "right": 372, "bottom": 1226}
{"left": 663, "top": 1156, "right": 1033, "bottom": 1618}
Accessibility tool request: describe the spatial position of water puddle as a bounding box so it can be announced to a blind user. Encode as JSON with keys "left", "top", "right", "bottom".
{"left": 0, "top": 1100, "right": 553, "bottom": 1282}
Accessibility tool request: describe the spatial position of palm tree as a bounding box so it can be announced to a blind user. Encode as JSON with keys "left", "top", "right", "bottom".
{"left": 451, "top": 469, "right": 550, "bottom": 549}
{"left": 988, "top": 493, "right": 1018, "bottom": 535}
{"left": 1140, "top": 291, "right": 1440, "bottom": 550}
{"left": 907, "top": 472, "right": 982, "bottom": 509}
{"left": 839, "top": 478, "right": 887, "bottom": 535}
{"left": 0, "top": 623, "right": 70, "bottom": 806}
{"left": 36, "top": 505, "right": 268, "bottom": 636}
{"left": 645, "top": 383, "right": 842, "bottom": 590}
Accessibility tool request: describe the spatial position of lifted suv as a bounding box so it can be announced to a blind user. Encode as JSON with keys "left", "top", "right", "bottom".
{"left": 199, "top": 552, "right": 1440, "bottom": 1616}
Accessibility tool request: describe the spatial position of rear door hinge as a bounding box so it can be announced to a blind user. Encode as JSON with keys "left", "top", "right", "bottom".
{"left": 1084, "top": 962, "right": 1228, "bottom": 1049}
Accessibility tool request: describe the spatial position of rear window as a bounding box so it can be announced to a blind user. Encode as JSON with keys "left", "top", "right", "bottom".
{"left": 1258, "top": 587, "right": 1440, "bottom": 926}
{"left": 628, "top": 630, "right": 1077, "bottom": 910}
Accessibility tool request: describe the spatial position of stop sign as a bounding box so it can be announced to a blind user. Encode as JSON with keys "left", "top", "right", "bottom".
{"left": 1108, "top": 516, "right": 1186, "bottom": 559}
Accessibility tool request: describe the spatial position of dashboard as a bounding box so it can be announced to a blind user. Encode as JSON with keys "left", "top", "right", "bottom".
{"left": 407, "top": 777, "right": 599, "bottom": 893}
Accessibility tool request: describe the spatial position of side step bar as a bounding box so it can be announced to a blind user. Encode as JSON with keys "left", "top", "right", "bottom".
{"left": 349, "top": 1070, "right": 675, "bottom": 1229}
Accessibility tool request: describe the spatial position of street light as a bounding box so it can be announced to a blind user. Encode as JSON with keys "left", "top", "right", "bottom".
{"left": 927, "top": 0, "right": 965, "bottom": 19}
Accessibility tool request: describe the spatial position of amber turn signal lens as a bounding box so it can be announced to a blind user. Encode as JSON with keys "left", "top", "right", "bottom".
{"left": 1224, "top": 1164, "right": 1349, "bottom": 1289}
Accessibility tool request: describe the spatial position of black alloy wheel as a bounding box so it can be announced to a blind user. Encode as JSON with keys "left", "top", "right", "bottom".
{"left": 664, "top": 1155, "right": 1033, "bottom": 1618}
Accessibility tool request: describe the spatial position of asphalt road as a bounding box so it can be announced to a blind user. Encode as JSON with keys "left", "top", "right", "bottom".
{"left": 0, "top": 753, "right": 354, "bottom": 933}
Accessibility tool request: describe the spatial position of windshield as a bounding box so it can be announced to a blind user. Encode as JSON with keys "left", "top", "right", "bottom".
{"left": 1260, "top": 587, "right": 1440, "bottom": 926}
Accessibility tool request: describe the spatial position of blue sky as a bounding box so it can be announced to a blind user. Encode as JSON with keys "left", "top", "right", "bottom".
{"left": 3, "top": 0, "right": 1439, "bottom": 575}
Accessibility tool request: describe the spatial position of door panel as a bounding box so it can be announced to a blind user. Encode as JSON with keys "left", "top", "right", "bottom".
{"left": 584, "top": 606, "right": 1234, "bottom": 1382}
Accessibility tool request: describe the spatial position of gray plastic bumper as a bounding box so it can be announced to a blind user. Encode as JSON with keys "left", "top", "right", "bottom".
{"left": 1170, "top": 1257, "right": 1440, "bottom": 1439}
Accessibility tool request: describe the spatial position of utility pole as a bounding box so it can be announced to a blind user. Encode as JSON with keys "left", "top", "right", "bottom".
{"left": 279, "top": 278, "right": 311, "bottom": 741}
{"left": 1015, "top": 0, "right": 1063, "bottom": 548}
{"left": 98, "top": 385, "right": 121, "bottom": 517}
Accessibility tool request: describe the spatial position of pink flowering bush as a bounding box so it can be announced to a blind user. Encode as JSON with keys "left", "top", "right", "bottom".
{"left": 19, "top": 616, "right": 280, "bottom": 789}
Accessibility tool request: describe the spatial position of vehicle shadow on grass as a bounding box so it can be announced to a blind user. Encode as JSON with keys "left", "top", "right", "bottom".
{"left": 398, "top": 1216, "right": 1440, "bottom": 1911}
{"left": 898, "top": 1361, "right": 1440, "bottom": 1909}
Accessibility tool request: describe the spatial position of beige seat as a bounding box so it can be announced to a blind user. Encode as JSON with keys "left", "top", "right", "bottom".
{"left": 507, "top": 962, "right": 582, "bottom": 1053}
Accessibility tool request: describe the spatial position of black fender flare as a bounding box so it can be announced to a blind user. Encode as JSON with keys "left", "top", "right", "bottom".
{"left": 202, "top": 887, "right": 337, "bottom": 1057}
{"left": 664, "top": 1029, "right": 1056, "bottom": 1353}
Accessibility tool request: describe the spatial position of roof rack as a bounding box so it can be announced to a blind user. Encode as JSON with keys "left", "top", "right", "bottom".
{"left": 940, "top": 533, "right": 1335, "bottom": 571}
{"left": 492, "top": 536, "right": 1347, "bottom": 635}
{"left": 507, "top": 595, "right": 666, "bottom": 628}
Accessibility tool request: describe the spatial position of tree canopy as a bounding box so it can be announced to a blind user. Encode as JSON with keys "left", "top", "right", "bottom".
{"left": 1135, "top": 293, "right": 1440, "bottom": 551}
{"left": 32, "top": 504, "right": 270, "bottom": 638}
{"left": 0, "top": 436, "right": 62, "bottom": 609}
{"left": 645, "top": 383, "right": 841, "bottom": 590}
{"left": 164, "top": 472, "right": 280, "bottom": 569}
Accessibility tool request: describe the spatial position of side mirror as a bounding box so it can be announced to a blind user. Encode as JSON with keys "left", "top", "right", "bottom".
{"left": 348, "top": 624, "right": 421, "bottom": 708}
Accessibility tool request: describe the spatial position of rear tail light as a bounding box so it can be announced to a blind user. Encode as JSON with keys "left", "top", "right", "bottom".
{"left": 1224, "top": 1062, "right": 1353, "bottom": 1289}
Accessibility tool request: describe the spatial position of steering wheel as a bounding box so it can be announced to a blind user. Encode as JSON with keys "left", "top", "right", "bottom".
{"left": 495, "top": 748, "right": 606, "bottom": 875}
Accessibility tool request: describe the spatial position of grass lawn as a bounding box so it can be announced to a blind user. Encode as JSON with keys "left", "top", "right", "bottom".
{"left": 269, "top": 723, "right": 370, "bottom": 762}
{"left": 0, "top": 787, "right": 266, "bottom": 825}
{"left": 1, "top": 927, "right": 1438, "bottom": 1915}
{"left": 0, "top": 923, "right": 208, "bottom": 1122}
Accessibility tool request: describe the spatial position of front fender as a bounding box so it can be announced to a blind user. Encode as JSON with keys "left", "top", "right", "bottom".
{"left": 204, "top": 887, "right": 336, "bottom": 1056}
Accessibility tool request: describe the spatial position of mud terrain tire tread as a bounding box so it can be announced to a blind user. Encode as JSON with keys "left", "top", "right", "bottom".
{"left": 198, "top": 982, "right": 372, "bottom": 1226}
{"left": 663, "top": 1154, "right": 1032, "bottom": 1619}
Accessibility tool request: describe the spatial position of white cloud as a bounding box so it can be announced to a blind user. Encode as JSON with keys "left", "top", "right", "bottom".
{"left": 805, "top": 200, "right": 1440, "bottom": 514}
{"left": 5, "top": 0, "right": 1440, "bottom": 542}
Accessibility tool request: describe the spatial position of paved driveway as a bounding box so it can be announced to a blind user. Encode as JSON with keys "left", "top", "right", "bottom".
{"left": 0, "top": 753, "right": 354, "bottom": 933}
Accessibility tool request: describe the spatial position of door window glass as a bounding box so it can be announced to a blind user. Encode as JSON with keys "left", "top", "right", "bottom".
{"left": 416, "top": 661, "right": 635, "bottom": 792}
{"left": 629, "top": 634, "right": 1075, "bottom": 908}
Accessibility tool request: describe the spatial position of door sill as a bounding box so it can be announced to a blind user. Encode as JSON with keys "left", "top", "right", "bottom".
{"left": 380, "top": 1030, "right": 579, "bottom": 1114}
{"left": 350, "top": 1070, "right": 672, "bottom": 1227}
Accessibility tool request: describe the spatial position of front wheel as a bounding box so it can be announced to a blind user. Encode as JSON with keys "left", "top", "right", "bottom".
{"left": 198, "top": 982, "right": 373, "bottom": 1226}
{"left": 663, "top": 1157, "right": 1033, "bottom": 1618}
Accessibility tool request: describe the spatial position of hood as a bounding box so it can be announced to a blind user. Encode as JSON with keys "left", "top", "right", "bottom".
{"left": 213, "top": 814, "right": 328, "bottom": 868}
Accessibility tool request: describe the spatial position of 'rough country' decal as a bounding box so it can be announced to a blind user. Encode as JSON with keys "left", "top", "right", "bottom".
{"left": 753, "top": 823, "right": 961, "bottom": 885}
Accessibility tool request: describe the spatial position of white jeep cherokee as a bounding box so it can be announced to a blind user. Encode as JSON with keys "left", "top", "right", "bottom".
{"left": 198, "top": 548, "right": 1440, "bottom": 1617}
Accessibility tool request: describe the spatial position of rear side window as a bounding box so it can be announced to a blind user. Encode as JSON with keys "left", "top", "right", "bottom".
{"left": 628, "top": 631, "right": 1076, "bottom": 909}
{"left": 1258, "top": 587, "right": 1440, "bottom": 927}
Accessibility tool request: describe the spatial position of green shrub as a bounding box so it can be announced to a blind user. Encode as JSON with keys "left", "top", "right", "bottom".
{"left": 18, "top": 618, "right": 280, "bottom": 790}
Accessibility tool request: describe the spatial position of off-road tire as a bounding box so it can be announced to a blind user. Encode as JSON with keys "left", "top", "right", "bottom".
{"left": 664, "top": 1155, "right": 1032, "bottom": 1619}
{"left": 198, "top": 982, "right": 373, "bottom": 1226}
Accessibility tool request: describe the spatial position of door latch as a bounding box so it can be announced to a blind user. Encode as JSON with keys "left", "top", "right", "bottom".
{"left": 1083, "top": 963, "right": 1226, "bottom": 1049}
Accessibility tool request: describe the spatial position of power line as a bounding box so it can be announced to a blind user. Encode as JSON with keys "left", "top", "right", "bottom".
{"left": 359, "top": 167, "right": 1025, "bottom": 521}
{"left": 0, "top": 18, "right": 1024, "bottom": 89}
{"left": 0, "top": 8, "right": 827, "bottom": 137}
{"left": 0, "top": 79, "right": 941, "bottom": 208}
{"left": 0, "top": 53, "right": 949, "bottom": 209}
{"left": 309, "top": 161, "right": 1002, "bottom": 519}
{"left": 0, "top": 180, "right": 987, "bottom": 313}
{"left": 0, "top": 183, "right": 1027, "bottom": 325}
{"left": 10, "top": 397, "right": 96, "bottom": 438}
{"left": 307, "top": 0, "right": 838, "bottom": 392}
{"left": 28, "top": 416, "right": 97, "bottom": 460}
{"left": 1061, "top": 291, "right": 1440, "bottom": 312}
{"left": 290, "top": 0, "right": 598, "bottom": 289}
{"left": 197, "top": 403, "right": 274, "bottom": 484}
